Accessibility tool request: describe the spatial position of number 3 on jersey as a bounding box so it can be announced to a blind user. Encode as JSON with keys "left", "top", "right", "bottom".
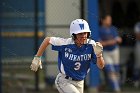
{"left": 74, "top": 62, "right": 81, "bottom": 70}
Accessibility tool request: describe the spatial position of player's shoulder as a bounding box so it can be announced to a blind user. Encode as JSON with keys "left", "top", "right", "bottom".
{"left": 50, "top": 37, "right": 73, "bottom": 46}
{"left": 87, "top": 39, "right": 96, "bottom": 46}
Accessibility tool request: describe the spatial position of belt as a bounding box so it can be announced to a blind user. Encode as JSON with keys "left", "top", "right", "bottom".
{"left": 65, "top": 76, "right": 80, "bottom": 81}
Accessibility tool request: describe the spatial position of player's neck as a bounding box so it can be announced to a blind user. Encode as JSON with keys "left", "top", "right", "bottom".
{"left": 75, "top": 43, "right": 82, "bottom": 47}
{"left": 74, "top": 40, "right": 86, "bottom": 47}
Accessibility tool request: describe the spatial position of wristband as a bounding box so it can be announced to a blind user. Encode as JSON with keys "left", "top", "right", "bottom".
{"left": 34, "top": 55, "right": 42, "bottom": 58}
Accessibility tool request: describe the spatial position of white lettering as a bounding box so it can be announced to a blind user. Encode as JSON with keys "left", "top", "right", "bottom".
{"left": 69, "top": 54, "right": 73, "bottom": 60}
{"left": 80, "top": 55, "right": 84, "bottom": 61}
{"left": 64, "top": 52, "right": 92, "bottom": 61}
{"left": 77, "top": 56, "right": 81, "bottom": 61}
{"left": 83, "top": 54, "right": 87, "bottom": 60}
{"left": 65, "top": 52, "right": 69, "bottom": 58}
{"left": 73, "top": 55, "right": 77, "bottom": 61}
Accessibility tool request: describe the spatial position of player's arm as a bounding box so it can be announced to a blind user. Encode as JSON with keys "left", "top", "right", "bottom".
{"left": 36, "top": 37, "right": 51, "bottom": 56}
{"left": 100, "top": 40, "right": 117, "bottom": 46}
{"left": 100, "top": 36, "right": 122, "bottom": 46}
{"left": 96, "top": 54, "right": 105, "bottom": 69}
{"left": 30, "top": 37, "right": 51, "bottom": 72}
{"left": 115, "top": 36, "right": 122, "bottom": 44}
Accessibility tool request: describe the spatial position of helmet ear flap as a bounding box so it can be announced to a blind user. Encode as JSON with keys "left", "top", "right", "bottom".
{"left": 87, "top": 32, "right": 90, "bottom": 38}
{"left": 72, "top": 33, "right": 76, "bottom": 40}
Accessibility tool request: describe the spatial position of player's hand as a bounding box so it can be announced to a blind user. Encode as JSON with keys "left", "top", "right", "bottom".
{"left": 93, "top": 42, "right": 103, "bottom": 57}
{"left": 30, "top": 56, "right": 42, "bottom": 72}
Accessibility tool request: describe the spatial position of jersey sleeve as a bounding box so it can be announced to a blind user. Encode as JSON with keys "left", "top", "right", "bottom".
{"left": 49, "top": 37, "right": 72, "bottom": 51}
{"left": 88, "top": 39, "right": 96, "bottom": 47}
{"left": 88, "top": 39, "right": 97, "bottom": 64}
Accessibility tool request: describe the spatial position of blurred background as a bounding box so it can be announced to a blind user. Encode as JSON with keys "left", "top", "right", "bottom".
{"left": 0, "top": 0, "right": 140, "bottom": 93}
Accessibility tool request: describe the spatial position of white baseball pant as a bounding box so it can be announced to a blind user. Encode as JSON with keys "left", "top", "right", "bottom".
{"left": 55, "top": 73, "right": 84, "bottom": 93}
{"left": 103, "top": 47, "right": 120, "bottom": 65}
{"left": 102, "top": 47, "right": 121, "bottom": 92}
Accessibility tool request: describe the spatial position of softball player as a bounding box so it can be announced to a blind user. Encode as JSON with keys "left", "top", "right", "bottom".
{"left": 30, "top": 19, "right": 105, "bottom": 93}
{"left": 99, "top": 15, "right": 122, "bottom": 93}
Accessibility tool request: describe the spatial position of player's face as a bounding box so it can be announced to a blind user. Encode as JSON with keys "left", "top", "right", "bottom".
{"left": 103, "top": 16, "right": 112, "bottom": 27}
{"left": 75, "top": 32, "right": 88, "bottom": 46}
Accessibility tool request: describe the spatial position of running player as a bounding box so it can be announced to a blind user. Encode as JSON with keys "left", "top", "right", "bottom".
{"left": 30, "top": 19, "right": 105, "bottom": 93}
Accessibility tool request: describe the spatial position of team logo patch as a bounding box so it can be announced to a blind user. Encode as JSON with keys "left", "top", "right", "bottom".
{"left": 79, "top": 24, "right": 84, "bottom": 30}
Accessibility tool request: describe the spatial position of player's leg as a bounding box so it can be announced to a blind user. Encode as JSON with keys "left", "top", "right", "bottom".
{"left": 103, "top": 51, "right": 120, "bottom": 92}
{"left": 113, "top": 47, "right": 120, "bottom": 73}
{"left": 72, "top": 80, "right": 84, "bottom": 93}
{"left": 55, "top": 73, "right": 80, "bottom": 93}
{"left": 103, "top": 51, "right": 114, "bottom": 65}
{"left": 103, "top": 51, "right": 113, "bottom": 84}
{"left": 105, "top": 65, "right": 120, "bottom": 93}
{"left": 110, "top": 48, "right": 121, "bottom": 92}
{"left": 103, "top": 51, "right": 115, "bottom": 89}
{"left": 112, "top": 47, "right": 120, "bottom": 83}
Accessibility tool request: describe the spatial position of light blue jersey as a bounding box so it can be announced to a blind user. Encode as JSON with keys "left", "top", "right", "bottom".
{"left": 49, "top": 37, "right": 97, "bottom": 80}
